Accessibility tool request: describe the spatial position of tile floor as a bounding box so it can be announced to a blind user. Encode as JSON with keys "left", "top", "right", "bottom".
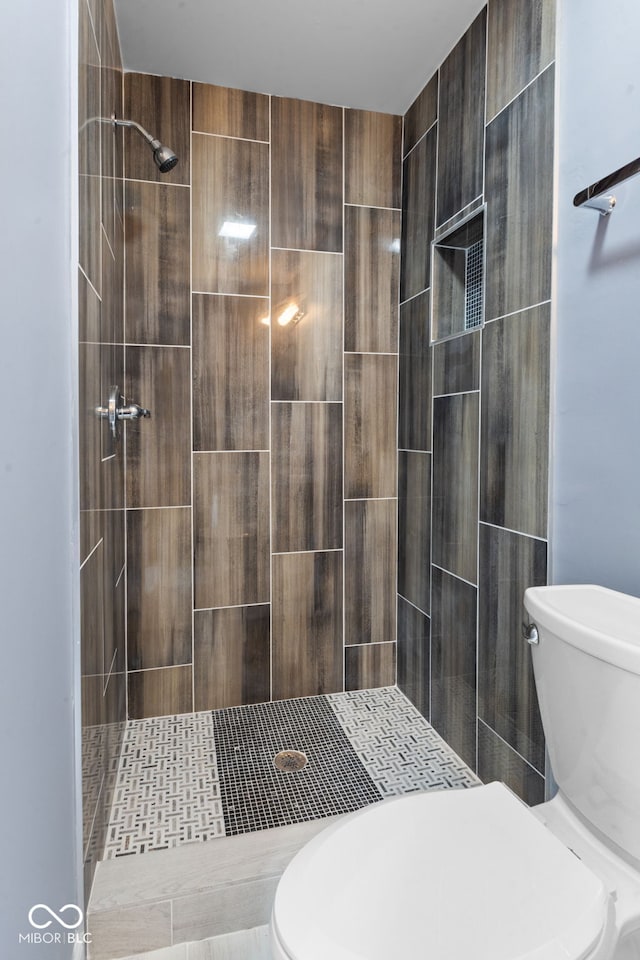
{"left": 104, "top": 687, "right": 479, "bottom": 859}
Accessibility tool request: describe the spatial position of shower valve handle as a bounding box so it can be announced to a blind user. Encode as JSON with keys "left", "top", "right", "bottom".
{"left": 117, "top": 402, "right": 151, "bottom": 421}
{"left": 95, "top": 385, "right": 151, "bottom": 439}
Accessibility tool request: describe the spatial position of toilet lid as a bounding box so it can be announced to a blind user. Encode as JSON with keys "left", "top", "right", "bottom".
{"left": 273, "top": 782, "right": 611, "bottom": 960}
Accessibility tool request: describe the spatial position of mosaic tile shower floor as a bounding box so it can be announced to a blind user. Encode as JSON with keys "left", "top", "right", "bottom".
{"left": 103, "top": 686, "right": 480, "bottom": 858}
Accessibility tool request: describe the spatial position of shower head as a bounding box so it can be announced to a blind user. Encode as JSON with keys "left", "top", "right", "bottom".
{"left": 113, "top": 118, "right": 179, "bottom": 174}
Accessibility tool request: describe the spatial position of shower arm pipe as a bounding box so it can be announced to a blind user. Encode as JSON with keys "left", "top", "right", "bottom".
{"left": 113, "top": 117, "right": 160, "bottom": 149}
{"left": 573, "top": 154, "right": 640, "bottom": 215}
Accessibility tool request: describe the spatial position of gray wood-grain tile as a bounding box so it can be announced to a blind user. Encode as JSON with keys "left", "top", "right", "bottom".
{"left": 193, "top": 452, "right": 270, "bottom": 609}
{"left": 194, "top": 605, "right": 270, "bottom": 710}
{"left": 345, "top": 643, "right": 396, "bottom": 691}
{"left": 192, "top": 133, "right": 269, "bottom": 296}
{"left": 398, "top": 451, "right": 431, "bottom": 614}
{"left": 480, "top": 304, "right": 550, "bottom": 538}
{"left": 344, "top": 109, "right": 402, "bottom": 209}
{"left": 345, "top": 205, "right": 400, "bottom": 353}
{"left": 124, "top": 181, "right": 190, "bottom": 345}
{"left": 404, "top": 74, "right": 438, "bottom": 157}
{"left": 478, "top": 523, "right": 546, "bottom": 773}
{"left": 272, "top": 551, "right": 343, "bottom": 699}
{"left": 193, "top": 294, "right": 269, "bottom": 451}
{"left": 478, "top": 720, "right": 545, "bottom": 805}
{"left": 271, "top": 402, "right": 342, "bottom": 553}
{"left": 126, "top": 507, "right": 192, "bottom": 670}
{"left": 345, "top": 499, "right": 397, "bottom": 645}
{"left": 436, "top": 9, "right": 486, "bottom": 226}
{"left": 125, "top": 346, "right": 191, "bottom": 508}
{"left": 485, "top": 65, "right": 554, "bottom": 321}
{"left": 345, "top": 353, "right": 397, "bottom": 499}
{"left": 271, "top": 97, "right": 343, "bottom": 252}
{"left": 192, "top": 83, "right": 269, "bottom": 141}
{"left": 400, "top": 125, "right": 436, "bottom": 302}
{"left": 271, "top": 249, "right": 342, "bottom": 402}
{"left": 398, "top": 290, "right": 431, "bottom": 452}
{"left": 431, "top": 566, "right": 477, "bottom": 769}
{"left": 432, "top": 393, "right": 479, "bottom": 585}
{"left": 432, "top": 329, "right": 480, "bottom": 396}
{"left": 124, "top": 73, "right": 190, "bottom": 185}
{"left": 128, "top": 665, "right": 193, "bottom": 720}
{"left": 486, "top": 0, "right": 556, "bottom": 122}
{"left": 397, "top": 596, "right": 431, "bottom": 719}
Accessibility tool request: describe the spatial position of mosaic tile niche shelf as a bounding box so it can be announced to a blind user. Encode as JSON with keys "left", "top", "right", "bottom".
{"left": 104, "top": 687, "right": 479, "bottom": 858}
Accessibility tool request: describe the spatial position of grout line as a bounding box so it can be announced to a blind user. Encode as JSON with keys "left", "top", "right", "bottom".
{"left": 78, "top": 263, "right": 102, "bottom": 303}
{"left": 477, "top": 718, "right": 545, "bottom": 778}
{"left": 431, "top": 563, "right": 478, "bottom": 589}
{"left": 270, "top": 246, "right": 342, "bottom": 256}
{"left": 191, "top": 128, "right": 269, "bottom": 145}
{"left": 399, "top": 285, "right": 431, "bottom": 308}
{"left": 344, "top": 350, "right": 398, "bottom": 357}
{"left": 485, "top": 62, "right": 555, "bottom": 127}
{"left": 484, "top": 299, "right": 552, "bottom": 325}
{"left": 345, "top": 497, "right": 397, "bottom": 503}
{"left": 123, "top": 176, "right": 190, "bottom": 188}
{"left": 397, "top": 593, "right": 430, "bottom": 618}
{"left": 79, "top": 537, "right": 103, "bottom": 571}
{"left": 345, "top": 202, "right": 401, "bottom": 212}
{"left": 194, "top": 601, "right": 270, "bottom": 613}
{"left": 125, "top": 504, "right": 191, "bottom": 511}
{"left": 192, "top": 290, "right": 270, "bottom": 300}
{"left": 479, "top": 520, "right": 548, "bottom": 543}
{"left": 272, "top": 548, "right": 343, "bottom": 556}
{"left": 270, "top": 399, "right": 342, "bottom": 405}
{"left": 432, "top": 388, "right": 480, "bottom": 399}
{"left": 402, "top": 116, "right": 437, "bottom": 161}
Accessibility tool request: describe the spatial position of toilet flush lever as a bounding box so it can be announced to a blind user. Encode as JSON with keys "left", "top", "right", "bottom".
{"left": 522, "top": 622, "right": 539, "bottom": 645}
{"left": 96, "top": 385, "right": 151, "bottom": 440}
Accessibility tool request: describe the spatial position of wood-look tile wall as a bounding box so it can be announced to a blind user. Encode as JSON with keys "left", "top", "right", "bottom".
{"left": 397, "top": 0, "right": 555, "bottom": 805}
{"left": 121, "top": 73, "right": 401, "bottom": 719}
{"left": 78, "top": 0, "right": 126, "bottom": 901}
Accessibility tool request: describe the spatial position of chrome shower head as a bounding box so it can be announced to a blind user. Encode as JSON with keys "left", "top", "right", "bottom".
{"left": 150, "top": 139, "right": 179, "bottom": 173}
{"left": 113, "top": 118, "right": 179, "bottom": 174}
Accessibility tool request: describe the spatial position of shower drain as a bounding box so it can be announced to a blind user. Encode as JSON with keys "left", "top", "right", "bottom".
{"left": 274, "top": 750, "right": 308, "bottom": 772}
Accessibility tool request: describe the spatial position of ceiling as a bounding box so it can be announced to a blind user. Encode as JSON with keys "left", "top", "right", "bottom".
{"left": 113, "top": 0, "right": 486, "bottom": 115}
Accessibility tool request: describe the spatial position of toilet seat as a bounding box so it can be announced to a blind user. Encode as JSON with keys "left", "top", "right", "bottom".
{"left": 271, "top": 783, "right": 614, "bottom": 960}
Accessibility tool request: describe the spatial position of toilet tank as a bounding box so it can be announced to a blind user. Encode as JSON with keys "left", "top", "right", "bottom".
{"left": 524, "top": 584, "right": 640, "bottom": 863}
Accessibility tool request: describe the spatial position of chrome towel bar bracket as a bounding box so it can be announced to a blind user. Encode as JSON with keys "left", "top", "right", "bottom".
{"left": 574, "top": 155, "right": 640, "bottom": 215}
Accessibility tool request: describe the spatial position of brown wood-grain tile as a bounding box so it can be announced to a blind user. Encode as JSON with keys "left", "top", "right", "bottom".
{"left": 193, "top": 294, "right": 269, "bottom": 451}
{"left": 404, "top": 74, "right": 438, "bottom": 157}
{"left": 272, "top": 403, "right": 342, "bottom": 553}
{"left": 345, "top": 643, "right": 396, "bottom": 691}
{"left": 79, "top": 266, "right": 101, "bottom": 343}
{"left": 432, "top": 329, "right": 480, "bottom": 396}
{"left": 432, "top": 393, "right": 479, "bottom": 584}
{"left": 431, "top": 566, "right": 477, "bottom": 769}
{"left": 128, "top": 665, "right": 193, "bottom": 719}
{"left": 126, "top": 507, "right": 192, "bottom": 670}
{"left": 192, "top": 83, "right": 269, "bottom": 140}
{"left": 399, "top": 290, "right": 431, "bottom": 451}
{"left": 400, "top": 125, "right": 436, "bottom": 302}
{"left": 124, "top": 181, "right": 191, "bottom": 345}
{"left": 192, "top": 133, "right": 269, "bottom": 296}
{"left": 344, "top": 206, "right": 400, "bottom": 353}
{"left": 81, "top": 538, "right": 104, "bottom": 677}
{"left": 398, "top": 451, "right": 431, "bottom": 614}
{"left": 193, "top": 452, "right": 270, "bottom": 609}
{"left": 79, "top": 342, "right": 102, "bottom": 512}
{"left": 397, "top": 596, "right": 431, "bottom": 719}
{"left": 480, "top": 304, "right": 550, "bottom": 538}
{"left": 272, "top": 551, "right": 343, "bottom": 699}
{"left": 486, "top": 0, "right": 556, "bottom": 122}
{"left": 194, "top": 605, "right": 270, "bottom": 710}
{"left": 478, "top": 720, "right": 545, "bottom": 805}
{"left": 345, "top": 354, "right": 397, "bottom": 499}
{"left": 345, "top": 109, "right": 402, "bottom": 209}
{"left": 124, "top": 73, "right": 190, "bottom": 185}
{"left": 436, "top": 9, "right": 486, "bottom": 226}
{"left": 478, "top": 523, "right": 546, "bottom": 772}
{"left": 345, "top": 499, "right": 396, "bottom": 645}
{"left": 485, "top": 66, "right": 554, "bottom": 321}
{"left": 79, "top": 174, "right": 101, "bottom": 297}
{"left": 125, "top": 346, "right": 191, "bottom": 508}
{"left": 271, "top": 97, "right": 343, "bottom": 252}
{"left": 271, "top": 249, "right": 342, "bottom": 401}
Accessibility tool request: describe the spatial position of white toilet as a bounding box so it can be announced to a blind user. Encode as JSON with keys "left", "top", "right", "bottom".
{"left": 270, "top": 585, "right": 640, "bottom": 959}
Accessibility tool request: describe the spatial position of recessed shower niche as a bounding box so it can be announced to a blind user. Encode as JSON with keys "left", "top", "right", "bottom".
{"left": 431, "top": 207, "right": 485, "bottom": 343}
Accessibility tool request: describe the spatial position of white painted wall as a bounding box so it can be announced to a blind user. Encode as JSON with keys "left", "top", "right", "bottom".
{"left": 552, "top": 0, "right": 640, "bottom": 596}
{"left": 0, "top": 0, "right": 82, "bottom": 956}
